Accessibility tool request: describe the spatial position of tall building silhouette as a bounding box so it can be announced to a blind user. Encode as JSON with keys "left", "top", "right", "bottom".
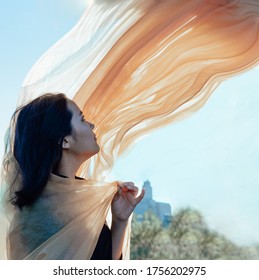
{"left": 134, "top": 180, "right": 172, "bottom": 227}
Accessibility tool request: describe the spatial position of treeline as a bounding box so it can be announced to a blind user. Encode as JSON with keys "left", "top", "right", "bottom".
{"left": 130, "top": 207, "right": 259, "bottom": 260}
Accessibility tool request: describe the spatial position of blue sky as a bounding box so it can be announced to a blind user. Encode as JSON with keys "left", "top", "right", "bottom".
{"left": 1, "top": 1, "right": 259, "bottom": 246}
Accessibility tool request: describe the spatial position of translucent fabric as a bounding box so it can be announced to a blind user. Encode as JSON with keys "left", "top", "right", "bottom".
{"left": 16, "top": 0, "right": 259, "bottom": 181}
{"left": 1, "top": 164, "right": 131, "bottom": 259}
{"left": 8, "top": 174, "right": 127, "bottom": 260}
{"left": 1, "top": 0, "right": 259, "bottom": 259}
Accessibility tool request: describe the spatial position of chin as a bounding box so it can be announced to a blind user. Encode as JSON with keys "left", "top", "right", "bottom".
{"left": 82, "top": 146, "right": 100, "bottom": 160}
{"left": 95, "top": 145, "right": 100, "bottom": 153}
{"left": 95, "top": 142, "right": 100, "bottom": 151}
{"left": 91, "top": 145, "right": 100, "bottom": 155}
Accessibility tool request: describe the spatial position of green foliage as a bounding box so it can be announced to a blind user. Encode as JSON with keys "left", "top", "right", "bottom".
{"left": 130, "top": 211, "right": 167, "bottom": 259}
{"left": 130, "top": 207, "right": 259, "bottom": 260}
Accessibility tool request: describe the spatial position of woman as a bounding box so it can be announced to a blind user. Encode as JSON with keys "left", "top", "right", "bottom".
{"left": 1, "top": 93, "right": 145, "bottom": 260}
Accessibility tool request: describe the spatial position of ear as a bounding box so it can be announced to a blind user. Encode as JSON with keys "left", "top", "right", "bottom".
{"left": 62, "top": 137, "right": 71, "bottom": 150}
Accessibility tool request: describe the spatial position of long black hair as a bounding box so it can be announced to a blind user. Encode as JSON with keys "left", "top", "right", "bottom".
{"left": 8, "top": 93, "right": 73, "bottom": 209}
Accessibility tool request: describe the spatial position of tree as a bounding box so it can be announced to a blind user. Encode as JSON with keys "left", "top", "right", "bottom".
{"left": 168, "top": 207, "right": 259, "bottom": 260}
{"left": 130, "top": 211, "right": 170, "bottom": 259}
{"left": 168, "top": 207, "right": 206, "bottom": 259}
{"left": 130, "top": 207, "right": 259, "bottom": 260}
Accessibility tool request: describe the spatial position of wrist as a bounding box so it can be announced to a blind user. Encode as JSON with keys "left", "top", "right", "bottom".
{"left": 112, "top": 217, "right": 128, "bottom": 225}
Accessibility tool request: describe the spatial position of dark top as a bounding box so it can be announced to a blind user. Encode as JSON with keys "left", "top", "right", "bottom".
{"left": 90, "top": 223, "right": 112, "bottom": 260}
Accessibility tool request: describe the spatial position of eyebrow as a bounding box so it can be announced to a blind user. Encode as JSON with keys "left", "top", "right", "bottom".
{"left": 79, "top": 111, "right": 83, "bottom": 116}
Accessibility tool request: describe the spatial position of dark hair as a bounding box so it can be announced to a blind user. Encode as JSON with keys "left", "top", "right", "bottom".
{"left": 9, "top": 93, "right": 73, "bottom": 209}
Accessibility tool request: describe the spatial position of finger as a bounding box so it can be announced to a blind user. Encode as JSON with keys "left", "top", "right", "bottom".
{"left": 121, "top": 182, "right": 134, "bottom": 189}
{"left": 129, "top": 185, "right": 138, "bottom": 197}
{"left": 117, "top": 181, "right": 133, "bottom": 190}
{"left": 121, "top": 187, "right": 145, "bottom": 207}
{"left": 123, "top": 182, "right": 134, "bottom": 186}
{"left": 122, "top": 184, "right": 137, "bottom": 191}
{"left": 134, "top": 188, "right": 145, "bottom": 204}
{"left": 122, "top": 185, "right": 138, "bottom": 197}
{"left": 116, "top": 181, "right": 124, "bottom": 188}
{"left": 121, "top": 185, "right": 128, "bottom": 192}
{"left": 112, "top": 188, "right": 122, "bottom": 201}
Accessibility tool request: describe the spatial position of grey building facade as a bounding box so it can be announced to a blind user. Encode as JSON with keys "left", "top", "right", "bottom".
{"left": 134, "top": 180, "right": 172, "bottom": 227}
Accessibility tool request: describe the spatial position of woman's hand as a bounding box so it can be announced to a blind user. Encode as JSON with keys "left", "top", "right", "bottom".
{"left": 111, "top": 181, "right": 145, "bottom": 222}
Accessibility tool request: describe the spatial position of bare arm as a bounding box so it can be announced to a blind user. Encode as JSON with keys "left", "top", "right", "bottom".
{"left": 111, "top": 181, "right": 145, "bottom": 260}
{"left": 111, "top": 218, "right": 128, "bottom": 260}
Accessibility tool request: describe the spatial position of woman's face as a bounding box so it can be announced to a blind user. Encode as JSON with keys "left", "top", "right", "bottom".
{"left": 65, "top": 100, "right": 100, "bottom": 159}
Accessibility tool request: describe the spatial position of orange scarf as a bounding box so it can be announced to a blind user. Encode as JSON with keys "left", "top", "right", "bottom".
{"left": 1, "top": 171, "right": 131, "bottom": 259}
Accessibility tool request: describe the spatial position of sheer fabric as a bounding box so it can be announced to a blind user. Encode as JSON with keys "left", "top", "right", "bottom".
{"left": 16, "top": 0, "right": 259, "bottom": 181}
{"left": 1, "top": 0, "right": 259, "bottom": 259}
{"left": 1, "top": 170, "right": 130, "bottom": 259}
{"left": 8, "top": 174, "right": 116, "bottom": 259}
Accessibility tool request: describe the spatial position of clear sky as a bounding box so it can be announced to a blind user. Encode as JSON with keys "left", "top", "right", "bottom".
{"left": 1, "top": 1, "right": 258, "bottom": 246}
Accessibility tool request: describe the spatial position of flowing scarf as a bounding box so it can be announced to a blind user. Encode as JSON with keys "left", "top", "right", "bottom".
{"left": 15, "top": 0, "right": 259, "bottom": 180}
{"left": 1, "top": 0, "right": 259, "bottom": 259}
{"left": 0, "top": 159, "right": 131, "bottom": 259}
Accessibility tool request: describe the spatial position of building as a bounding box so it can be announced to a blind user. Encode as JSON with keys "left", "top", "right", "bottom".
{"left": 134, "top": 180, "right": 172, "bottom": 227}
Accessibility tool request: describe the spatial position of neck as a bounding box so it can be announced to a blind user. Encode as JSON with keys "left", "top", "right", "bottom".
{"left": 55, "top": 153, "right": 84, "bottom": 179}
